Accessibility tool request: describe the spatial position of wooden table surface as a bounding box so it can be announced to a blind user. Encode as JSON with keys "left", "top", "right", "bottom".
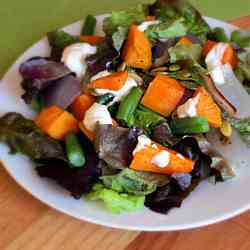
{"left": 1, "top": 17, "right": 250, "bottom": 250}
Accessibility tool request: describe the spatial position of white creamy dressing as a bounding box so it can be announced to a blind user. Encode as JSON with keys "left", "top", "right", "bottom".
{"left": 61, "top": 43, "right": 97, "bottom": 78}
{"left": 210, "top": 65, "right": 226, "bottom": 85}
{"left": 83, "top": 102, "right": 113, "bottom": 132}
{"left": 205, "top": 42, "right": 228, "bottom": 71}
{"left": 176, "top": 153, "right": 185, "bottom": 160}
{"left": 133, "top": 135, "right": 152, "bottom": 155}
{"left": 90, "top": 70, "right": 111, "bottom": 81}
{"left": 177, "top": 94, "right": 200, "bottom": 118}
{"left": 137, "top": 20, "right": 160, "bottom": 32}
{"left": 205, "top": 42, "right": 230, "bottom": 85}
{"left": 151, "top": 150, "right": 170, "bottom": 168}
{"left": 91, "top": 76, "right": 138, "bottom": 104}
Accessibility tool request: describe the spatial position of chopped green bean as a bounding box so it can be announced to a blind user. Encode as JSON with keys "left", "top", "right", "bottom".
{"left": 97, "top": 93, "right": 115, "bottom": 105}
{"left": 170, "top": 117, "right": 210, "bottom": 134}
{"left": 81, "top": 15, "right": 97, "bottom": 35}
{"left": 65, "top": 132, "right": 86, "bottom": 167}
{"left": 116, "top": 87, "right": 143, "bottom": 125}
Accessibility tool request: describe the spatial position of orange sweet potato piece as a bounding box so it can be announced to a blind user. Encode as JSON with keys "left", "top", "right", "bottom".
{"left": 221, "top": 46, "right": 238, "bottom": 69}
{"left": 89, "top": 71, "right": 128, "bottom": 91}
{"left": 35, "top": 106, "right": 78, "bottom": 140}
{"left": 71, "top": 93, "right": 96, "bottom": 120}
{"left": 130, "top": 143, "right": 194, "bottom": 175}
{"left": 122, "top": 25, "right": 152, "bottom": 70}
{"left": 35, "top": 106, "right": 63, "bottom": 132}
{"left": 141, "top": 75, "right": 185, "bottom": 116}
{"left": 79, "top": 35, "right": 104, "bottom": 45}
{"left": 195, "top": 86, "right": 222, "bottom": 128}
{"left": 79, "top": 122, "right": 95, "bottom": 141}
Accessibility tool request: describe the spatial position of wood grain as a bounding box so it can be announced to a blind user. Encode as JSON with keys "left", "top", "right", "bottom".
{"left": 0, "top": 17, "right": 250, "bottom": 250}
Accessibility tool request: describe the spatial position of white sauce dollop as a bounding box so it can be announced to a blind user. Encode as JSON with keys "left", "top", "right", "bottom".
{"left": 137, "top": 20, "right": 160, "bottom": 32}
{"left": 205, "top": 42, "right": 228, "bottom": 71}
{"left": 210, "top": 65, "right": 226, "bottom": 85}
{"left": 90, "top": 70, "right": 111, "bottom": 81}
{"left": 151, "top": 150, "right": 170, "bottom": 168}
{"left": 92, "top": 77, "right": 138, "bottom": 104}
{"left": 83, "top": 102, "right": 113, "bottom": 132}
{"left": 177, "top": 153, "right": 185, "bottom": 160}
{"left": 61, "top": 43, "right": 97, "bottom": 78}
{"left": 177, "top": 94, "right": 200, "bottom": 119}
{"left": 133, "top": 135, "right": 152, "bottom": 155}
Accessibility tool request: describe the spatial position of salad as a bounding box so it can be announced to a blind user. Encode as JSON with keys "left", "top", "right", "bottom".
{"left": 1, "top": 0, "right": 250, "bottom": 215}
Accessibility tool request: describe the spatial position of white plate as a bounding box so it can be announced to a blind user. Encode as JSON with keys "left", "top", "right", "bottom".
{"left": 0, "top": 15, "right": 250, "bottom": 231}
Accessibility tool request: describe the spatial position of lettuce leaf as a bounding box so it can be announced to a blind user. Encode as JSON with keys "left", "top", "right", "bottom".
{"left": 149, "top": 0, "right": 210, "bottom": 42}
{"left": 168, "top": 43, "right": 202, "bottom": 63}
{"left": 36, "top": 132, "right": 101, "bottom": 199}
{"left": 0, "top": 113, "right": 66, "bottom": 161}
{"left": 145, "top": 19, "right": 187, "bottom": 39}
{"left": 103, "top": 5, "right": 148, "bottom": 51}
{"left": 94, "top": 125, "right": 142, "bottom": 169}
{"left": 229, "top": 117, "right": 250, "bottom": 146}
{"left": 86, "top": 183, "right": 145, "bottom": 213}
{"left": 103, "top": 5, "right": 148, "bottom": 36}
{"left": 101, "top": 168, "right": 170, "bottom": 195}
{"left": 85, "top": 39, "right": 119, "bottom": 80}
{"left": 231, "top": 30, "right": 250, "bottom": 49}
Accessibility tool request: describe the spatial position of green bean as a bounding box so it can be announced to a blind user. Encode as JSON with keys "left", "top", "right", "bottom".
{"left": 65, "top": 132, "right": 86, "bottom": 167}
{"left": 116, "top": 87, "right": 143, "bottom": 125}
{"left": 81, "top": 15, "right": 97, "bottom": 35}
{"left": 97, "top": 93, "right": 115, "bottom": 105}
{"left": 170, "top": 117, "right": 210, "bottom": 134}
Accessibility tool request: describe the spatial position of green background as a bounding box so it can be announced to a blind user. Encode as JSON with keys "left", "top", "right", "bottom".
{"left": 0, "top": 0, "right": 249, "bottom": 78}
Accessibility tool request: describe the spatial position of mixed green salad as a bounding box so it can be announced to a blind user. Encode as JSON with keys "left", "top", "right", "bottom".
{"left": 1, "top": 0, "right": 250, "bottom": 215}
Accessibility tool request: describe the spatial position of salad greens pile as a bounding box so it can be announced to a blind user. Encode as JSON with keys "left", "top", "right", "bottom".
{"left": 1, "top": 0, "right": 250, "bottom": 215}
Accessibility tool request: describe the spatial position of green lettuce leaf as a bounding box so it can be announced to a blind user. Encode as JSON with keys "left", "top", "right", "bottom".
{"left": 101, "top": 168, "right": 170, "bottom": 195}
{"left": 0, "top": 113, "right": 66, "bottom": 161}
{"left": 169, "top": 43, "right": 202, "bottom": 63}
{"left": 231, "top": 30, "right": 250, "bottom": 49}
{"left": 150, "top": 0, "right": 210, "bottom": 42}
{"left": 229, "top": 117, "right": 250, "bottom": 146}
{"left": 112, "top": 26, "right": 128, "bottom": 51}
{"left": 145, "top": 19, "right": 187, "bottom": 39}
{"left": 102, "top": 5, "right": 148, "bottom": 51}
{"left": 103, "top": 5, "right": 148, "bottom": 36}
{"left": 86, "top": 183, "right": 145, "bottom": 213}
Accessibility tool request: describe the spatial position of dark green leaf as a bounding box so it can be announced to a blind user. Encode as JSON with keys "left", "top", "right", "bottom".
{"left": 208, "top": 27, "right": 229, "bottom": 42}
{"left": 0, "top": 113, "right": 66, "bottom": 161}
